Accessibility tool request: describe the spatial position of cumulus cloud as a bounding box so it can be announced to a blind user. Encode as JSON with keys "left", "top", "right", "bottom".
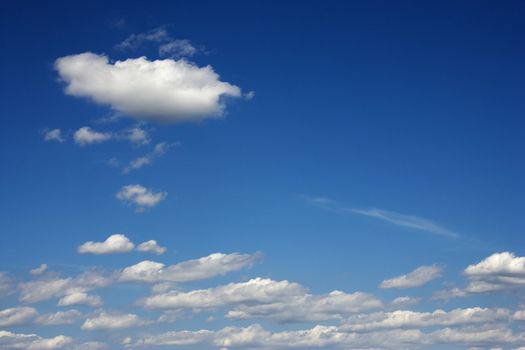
{"left": 78, "top": 234, "right": 135, "bottom": 254}
{"left": 120, "top": 252, "right": 260, "bottom": 283}
{"left": 36, "top": 310, "right": 82, "bottom": 325}
{"left": 58, "top": 291, "right": 102, "bottom": 307}
{"left": 81, "top": 311, "right": 146, "bottom": 330}
{"left": 136, "top": 240, "right": 167, "bottom": 255}
{"left": 42, "top": 128, "right": 65, "bottom": 142}
{"left": 434, "top": 252, "right": 525, "bottom": 299}
{"left": 380, "top": 264, "right": 443, "bottom": 289}
{"left": 73, "top": 126, "right": 111, "bottom": 146}
{"left": 0, "top": 306, "right": 38, "bottom": 326}
{"left": 118, "top": 127, "right": 150, "bottom": 145}
{"left": 116, "top": 184, "right": 167, "bottom": 211}
{"left": 30, "top": 264, "right": 48, "bottom": 276}
{"left": 0, "top": 331, "right": 73, "bottom": 350}
{"left": 55, "top": 53, "right": 242, "bottom": 123}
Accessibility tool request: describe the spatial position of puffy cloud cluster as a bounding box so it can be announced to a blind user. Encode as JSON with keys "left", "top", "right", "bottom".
{"left": 0, "top": 307, "right": 81, "bottom": 327}
{"left": 78, "top": 234, "right": 167, "bottom": 255}
{"left": 0, "top": 331, "right": 72, "bottom": 350}
{"left": 55, "top": 53, "right": 242, "bottom": 123}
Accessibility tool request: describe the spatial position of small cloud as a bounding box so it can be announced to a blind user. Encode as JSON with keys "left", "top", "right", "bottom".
{"left": 119, "top": 127, "right": 150, "bottom": 145}
{"left": 78, "top": 234, "right": 135, "bottom": 254}
{"left": 43, "top": 128, "right": 65, "bottom": 142}
{"left": 136, "top": 240, "right": 167, "bottom": 255}
{"left": 81, "top": 311, "right": 147, "bottom": 330}
{"left": 380, "top": 265, "right": 443, "bottom": 289}
{"left": 116, "top": 184, "right": 167, "bottom": 211}
{"left": 58, "top": 291, "right": 102, "bottom": 307}
{"left": 122, "top": 142, "right": 177, "bottom": 174}
{"left": 159, "top": 39, "right": 197, "bottom": 58}
{"left": 244, "top": 91, "right": 255, "bottom": 100}
{"left": 30, "top": 264, "right": 48, "bottom": 276}
{"left": 74, "top": 126, "right": 111, "bottom": 146}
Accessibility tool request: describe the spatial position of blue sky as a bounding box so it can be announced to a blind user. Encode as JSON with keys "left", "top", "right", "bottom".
{"left": 0, "top": 1, "right": 524, "bottom": 349}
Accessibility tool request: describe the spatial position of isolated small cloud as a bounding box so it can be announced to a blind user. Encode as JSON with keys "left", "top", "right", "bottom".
{"left": 119, "top": 127, "right": 150, "bottom": 145}
{"left": 136, "top": 240, "right": 167, "bottom": 255}
{"left": 78, "top": 234, "right": 135, "bottom": 254}
{"left": 116, "top": 184, "right": 167, "bottom": 211}
{"left": 380, "top": 265, "right": 443, "bottom": 289}
{"left": 122, "top": 142, "right": 176, "bottom": 174}
{"left": 30, "top": 263, "right": 48, "bottom": 276}
{"left": 74, "top": 126, "right": 111, "bottom": 146}
{"left": 158, "top": 39, "right": 197, "bottom": 58}
{"left": 55, "top": 53, "right": 242, "bottom": 123}
{"left": 43, "top": 128, "right": 65, "bottom": 142}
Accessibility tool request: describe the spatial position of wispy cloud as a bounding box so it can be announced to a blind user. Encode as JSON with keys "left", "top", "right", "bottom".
{"left": 305, "top": 196, "right": 458, "bottom": 238}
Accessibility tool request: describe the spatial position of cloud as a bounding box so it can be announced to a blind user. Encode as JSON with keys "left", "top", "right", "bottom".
{"left": 73, "top": 126, "right": 111, "bottom": 146}
{"left": 57, "top": 291, "right": 102, "bottom": 307}
{"left": 342, "top": 307, "right": 511, "bottom": 332}
{"left": 118, "top": 127, "right": 150, "bottom": 145}
{"left": 120, "top": 252, "right": 261, "bottom": 283}
{"left": 115, "top": 27, "right": 198, "bottom": 59}
{"left": 0, "top": 331, "right": 72, "bottom": 350}
{"left": 81, "top": 311, "right": 146, "bottom": 330}
{"left": 116, "top": 184, "right": 167, "bottom": 211}
{"left": 0, "top": 272, "right": 13, "bottom": 298}
{"left": 78, "top": 234, "right": 135, "bottom": 254}
{"left": 391, "top": 296, "right": 421, "bottom": 306}
{"left": 19, "top": 270, "right": 113, "bottom": 304}
{"left": 350, "top": 208, "right": 459, "bottom": 238}
{"left": 30, "top": 264, "right": 48, "bottom": 276}
{"left": 380, "top": 265, "right": 443, "bottom": 289}
{"left": 36, "top": 310, "right": 82, "bottom": 325}
{"left": 434, "top": 252, "right": 525, "bottom": 299}
{"left": 122, "top": 142, "right": 176, "bottom": 174}
{"left": 0, "top": 306, "right": 38, "bottom": 326}
{"left": 136, "top": 240, "right": 167, "bottom": 255}
{"left": 55, "top": 53, "right": 242, "bottom": 123}
{"left": 42, "top": 128, "right": 65, "bottom": 142}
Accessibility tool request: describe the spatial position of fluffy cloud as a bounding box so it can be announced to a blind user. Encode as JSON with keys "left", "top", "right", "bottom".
{"left": 0, "top": 307, "right": 38, "bottom": 326}
{"left": 81, "top": 311, "right": 146, "bottom": 330}
{"left": 136, "top": 240, "right": 167, "bottom": 255}
{"left": 42, "top": 128, "right": 65, "bottom": 142}
{"left": 434, "top": 252, "right": 525, "bottom": 299}
{"left": 30, "top": 264, "right": 48, "bottom": 276}
{"left": 55, "top": 53, "right": 242, "bottom": 123}
{"left": 116, "top": 184, "right": 167, "bottom": 211}
{"left": 380, "top": 264, "right": 443, "bottom": 289}
{"left": 0, "top": 331, "right": 72, "bottom": 350}
{"left": 35, "top": 310, "right": 82, "bottom": 325}
{"left": 342, "top": 307, "right": 511, "bottom": 332}
{"left": 73, "top": 127, "right": 111, "bottom": 146}
{"left": 78, "top": 234, "right": 135, "bottom": 254}
{"left": 120, "top": 252, "right": 260, "bottom": 283}
{"left": 58, "top": 291, "right": 102, "bottom": 307}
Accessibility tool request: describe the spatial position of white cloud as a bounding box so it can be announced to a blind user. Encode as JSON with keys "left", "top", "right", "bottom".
{"left": 19, "top": 270, "right": 113, "bottom": 304}
{"left": 78, "top": 234, "right": 135, "bottom": 254}
{"left": 81, "top": 311, "right": 146, "bottom": 330}
{"left": 42, "top": 128, "right": 65, "bottom": 142}
{"left": 159, "top": 39, "right": 197, "bottom": 58}
{"left": 119, "top": 127, "right": 150, "bottom": 145}
{"left": 122, "top": 142, "right": 176, "bottom": 174}
{"left": 36, "top": 310, "right": 82, "bottom": 325}
{"left": 73, "top": 126, "right": 111, "bottom": 145}
{"left": 120, "top": 252, "right": 260, "bottom": 283}
{"left": 136, "top": 240, "right": 167, "bottom": 255}
{"left": 116, "top": 184, "right": 167, "bottom": 211}
{"left": 342, "top": 307, "right": 511, "bottom": 332}
{"left": 0, "top": 331, "right": 73, "bottom": 350}
{"left": 30, "top": 264, "right": 48, "bottom": 276}
{"left": 55, "top": 53, "right": 242, "bottom": 123}
{"left": 0, "top": 306, "right": 38, "bottom": 326}
{"left": 380, "top": 265, "right": 443, "bottom": 289}
{"left": 391, "top": 296, "right": 421, "bottom": 306}
{"left": 0, "top": 272, "right": 14, "bottom": 298}
{"left": 115, "top": 28, "right": 170, "bottom": 51}
{"left": 58, "top": 291, "right": 102, "bottom": 307}
{"left": 351, "top": 208, "right": 459, "bottom": 238}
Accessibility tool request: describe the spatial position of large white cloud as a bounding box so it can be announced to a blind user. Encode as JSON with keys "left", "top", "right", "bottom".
{"left": 55, "top": 53, "right": 242, "bottom": 123}
{"left": 77, "top": 234, "right": 135, "bottom": 254}
{"left": 0, "top": 331, "right": 72, "bottom": 350}
{"left": 120, "top": 252, "right": 260, "bottom": 283}
{"left": 379, "top": 264, "right": 443, "bottom": 289}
